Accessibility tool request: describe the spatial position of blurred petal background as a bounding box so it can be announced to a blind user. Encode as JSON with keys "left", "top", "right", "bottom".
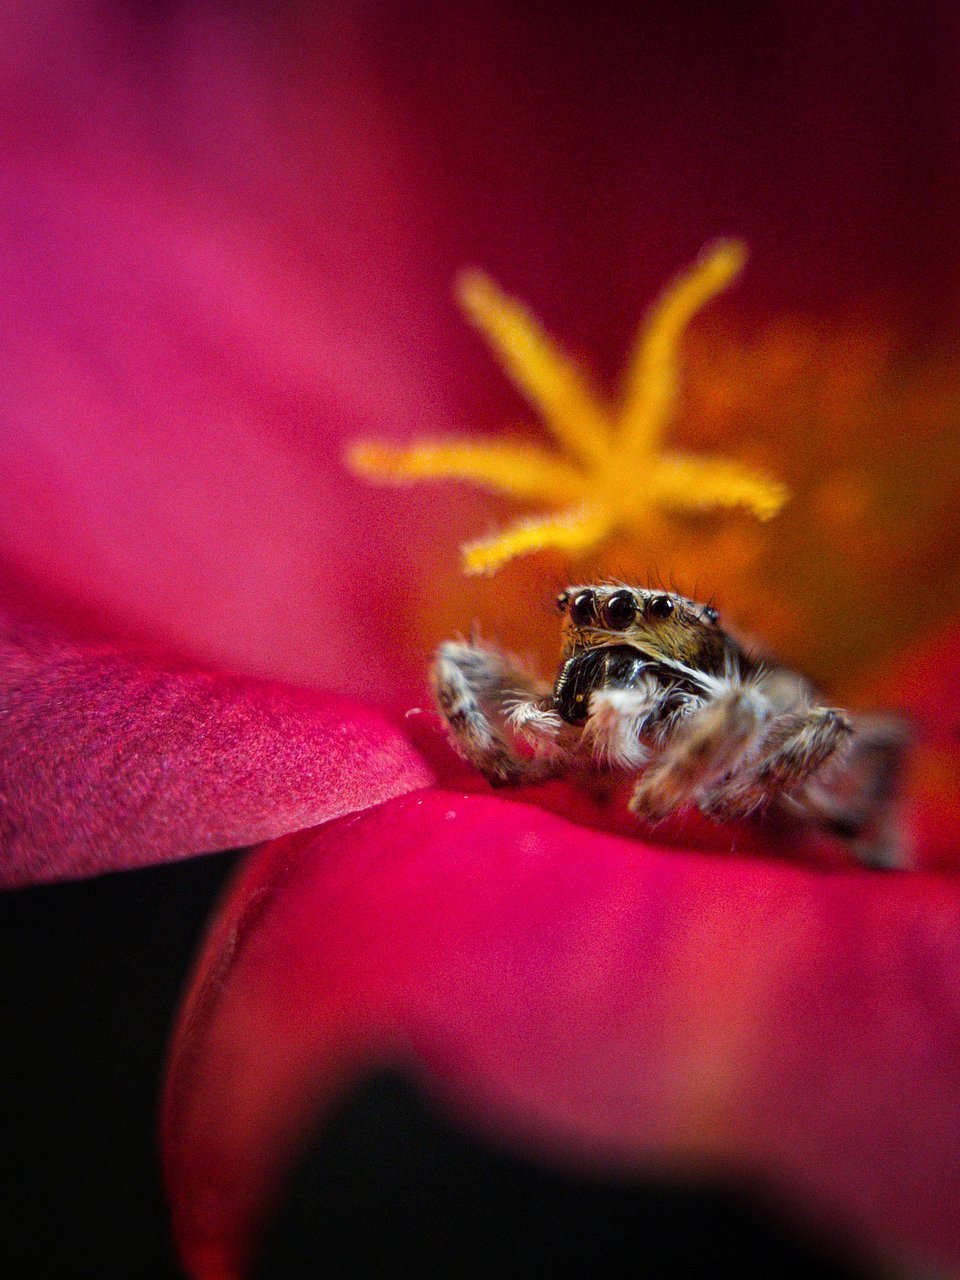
{"left": 3, "top": 1, "right": 960, "bottom": 1276}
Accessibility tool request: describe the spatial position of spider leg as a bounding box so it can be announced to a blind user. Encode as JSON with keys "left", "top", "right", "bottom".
{"left": 501, "top": 698, "right": 564, "bottom": 752}
{"left": 629, "top": 682, "right": 770, "bottom": 823}
{"left": 581, "top": 681, "right": 661, "bottom": 769}
{"left": 786, "top": 714, "right": 911, "bottom": 868}
{"left": 431, "top": 640, "right": 564, "bottom": 784}
{"left": 702, "top": 705, "right": 852, "bottom": 819}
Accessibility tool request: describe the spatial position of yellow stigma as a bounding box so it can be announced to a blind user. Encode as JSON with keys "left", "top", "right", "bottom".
{"left": 347, "top": 240, "right": 787, "bottom": 575}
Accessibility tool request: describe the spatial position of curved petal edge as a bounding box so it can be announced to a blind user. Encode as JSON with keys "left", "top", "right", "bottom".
{"left": 0, "top": 622, "right": 434, "bottom": 887}
{"left": 164, "top": 789, "right": 960, "bottom": 1278}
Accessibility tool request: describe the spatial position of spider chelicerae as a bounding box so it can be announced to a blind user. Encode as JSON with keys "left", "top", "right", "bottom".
{"left": 432, "top": 583, "right": 909, "bottom": 868}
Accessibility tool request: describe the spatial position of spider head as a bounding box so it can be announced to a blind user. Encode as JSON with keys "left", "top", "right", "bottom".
{"left": 557, "top": 584, "right": 724, "bottom": 667}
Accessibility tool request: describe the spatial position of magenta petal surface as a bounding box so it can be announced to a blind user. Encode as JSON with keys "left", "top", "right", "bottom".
{"left": 164, "top": 790, "right": 960, "bottom": 1279}
{"left": 0, "top": 4, "right": 460, "bottom": 703}
{"left": 0, "top": 623, "right": 433, "bottom": 887}
{"left": 3, "top": 4, "right": 959, "bottom": 704}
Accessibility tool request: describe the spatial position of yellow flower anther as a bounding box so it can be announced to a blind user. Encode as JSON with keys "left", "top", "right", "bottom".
{"left": 462, "top": 506, "right": 609, "bottom": 577}
{"left": 348, "top": 241, "right": 787, "bottom": 575}
{"left": 456, "top": 271, "right": 610, "bottom": 469}
{"left": 620, "top": 240, "right": 748, "bottom": 461}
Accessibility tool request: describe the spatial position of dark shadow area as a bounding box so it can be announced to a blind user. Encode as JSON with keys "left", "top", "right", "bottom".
{"left": 0, "top": 849, "right": 241, "bottom": 1278}
{"left": 0, "top": 852, "right": 884, "bottom": 1280}
{"left": 259, "top": 1070, "right": 879, "bottom": 1280}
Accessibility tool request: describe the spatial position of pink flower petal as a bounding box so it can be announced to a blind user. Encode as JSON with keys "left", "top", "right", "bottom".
{"left": 163, "top": 789, "right": 960, "bottom": 1278}
{"left": 0, "top": 4, "right": 463, "bottom": 703}
{"left": 3, "top": 4, "right": 959, "bottom": 703}
{"left": 0, "top": 620, "right": 433, "bottom": 887}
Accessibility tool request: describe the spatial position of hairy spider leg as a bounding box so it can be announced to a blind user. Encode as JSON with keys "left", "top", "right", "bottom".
{"left": 788, "top": 714, "right": 911, "bottom": 868}
{"left": 629, "top": 682, "right": 770, "bottom": 823}
{"left": 582, "top": 682, "right": 661, "bottom": 769}
{"left": 431, "top": 640, "right": 565, "bottom": 784}
{"left": 702, "top": 704, "right": 853, "bottom": 819}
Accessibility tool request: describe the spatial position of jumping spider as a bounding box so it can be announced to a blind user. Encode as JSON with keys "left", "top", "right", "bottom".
{"left": 432, "top": 584, "right": 909, "bottom": 868}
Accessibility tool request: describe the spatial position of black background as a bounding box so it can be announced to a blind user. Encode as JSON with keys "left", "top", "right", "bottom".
{"left": 1, "top": 851, "right": 877, "bottom": 1279}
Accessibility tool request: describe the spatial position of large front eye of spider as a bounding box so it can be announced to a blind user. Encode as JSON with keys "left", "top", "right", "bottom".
{"left": 646, "top": 594, "right": 675, "bottom": 621}
{"left": 569, "top": 590, "right": 595, "bottom": 627}
{"left": 601, "top": 590, "right": 638, "bottom": 630}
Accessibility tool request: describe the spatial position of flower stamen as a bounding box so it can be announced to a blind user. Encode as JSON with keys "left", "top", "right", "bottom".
{"left": 619, "top": 239, "right": 747, "bottom": 461}
{"left": 456, "top": 270, "right": 611, "bottom": 469}
{"left": 463, "top": 506, "right": 609, "bottom": 576}
{"left": 348, "top": 240, "right": 787, "bottom": 575}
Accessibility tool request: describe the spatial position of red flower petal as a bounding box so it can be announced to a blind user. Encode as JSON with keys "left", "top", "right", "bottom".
{"left": 0, "top": 621, "right": 433, "bottom": 887}
{"left": 867, "top": 620, "right": 960, "bottom": 743}
{"left": 2, "top": 5, "right": 959, "bottom": 702}
{"left": 163, "top": 789, "right": 960, "bottom": 1278}
{"left": 0, "top": 4, "right": 463, "bottom": 703}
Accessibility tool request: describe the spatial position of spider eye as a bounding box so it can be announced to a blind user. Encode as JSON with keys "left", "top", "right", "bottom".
{"left": 703, "top": 605, "right": 720, "bottom": 625}
{"left": 556, "top": 591, "right": 569, "bottom": 614}
{"left": 646, "top": 594, "right": 674, "bottom": 621}
{"left": 601, "top": 590, "right": 638, "bottom": 630}
{"left": 569, "top": 590, "right": 595, "bottom": 627}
